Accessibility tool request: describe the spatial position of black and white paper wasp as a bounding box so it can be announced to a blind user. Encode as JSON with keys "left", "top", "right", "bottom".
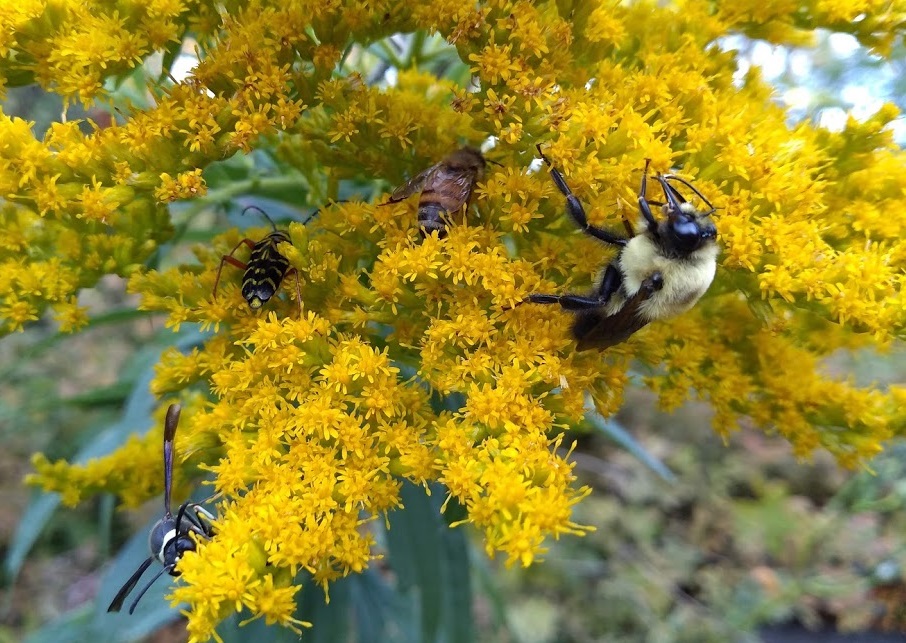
{"left": 107, "top": 404, "right": 215, "bottom": 614}
{"left": 523, "top": 146, "right": 718, "bottom": 350}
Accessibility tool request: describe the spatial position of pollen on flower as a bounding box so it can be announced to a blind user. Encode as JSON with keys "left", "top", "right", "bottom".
{"left": 155, "top": 169, "right": 207, "bottom": 202}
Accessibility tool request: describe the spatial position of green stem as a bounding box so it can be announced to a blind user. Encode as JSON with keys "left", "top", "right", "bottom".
{"left": 405, "top": 31, "right": 428, "bottom": 67}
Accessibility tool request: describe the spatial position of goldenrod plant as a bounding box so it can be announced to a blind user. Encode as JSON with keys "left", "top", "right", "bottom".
{"left": 6, "top": 0, "right": 905, "bottom": 640}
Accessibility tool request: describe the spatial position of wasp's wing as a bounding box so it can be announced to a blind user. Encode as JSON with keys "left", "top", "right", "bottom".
{"left": 572, "top": 279, "right": 658, "bottom": 351}
{"left": 107, "top": 556, "right": 155, "bottom": 613}
{"left": 162, "top": 404, "right": 180, "bottom": 516}
{"left": 384, "top": 165, "right": 437, "bottom": 204}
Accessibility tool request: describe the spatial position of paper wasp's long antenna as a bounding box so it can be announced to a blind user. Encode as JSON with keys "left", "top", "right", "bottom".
{"left": 127, "top": 565, "right": 172, "bottom": 615}
{"left": 107, "top": 556, "right": 155, "bottom": 612}
{"left": 162, "top": 404, "right": 181, "bottom": 517}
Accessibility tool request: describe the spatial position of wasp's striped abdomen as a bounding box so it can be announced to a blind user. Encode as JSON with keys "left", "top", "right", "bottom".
{"left": 241, "top": 230, "right": 291, "bottom": 309}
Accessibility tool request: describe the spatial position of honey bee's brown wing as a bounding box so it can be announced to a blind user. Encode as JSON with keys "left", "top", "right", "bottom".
{"left": 384, "top": 165, "right": 438, "bottom": 204}
{"left": 423, "top": 164, "right": 480, "bottom": 210}
{"left": 572, "top": 282, "right": 656, "bottom": 351}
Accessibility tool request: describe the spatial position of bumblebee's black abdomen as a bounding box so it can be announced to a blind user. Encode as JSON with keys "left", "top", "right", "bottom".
{"left": 241, "top": 232, "right": 291, "bottom": 308}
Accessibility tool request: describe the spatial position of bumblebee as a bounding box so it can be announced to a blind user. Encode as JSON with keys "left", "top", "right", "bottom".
{"left": 384, "top": 146, "right": 487, "bottom": 238}
{"left": 107, "top": 404, "right": 215, "bottom": 614}
{"left": 212, "top": 206, "right": 302, "bottom": 314}
{"left": 524, "top": 146, "right": 718, "bottom": 350}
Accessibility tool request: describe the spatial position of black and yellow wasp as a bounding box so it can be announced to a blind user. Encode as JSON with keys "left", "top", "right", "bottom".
{"left": 212, "top": 206, "right": 304, "bottom": 314}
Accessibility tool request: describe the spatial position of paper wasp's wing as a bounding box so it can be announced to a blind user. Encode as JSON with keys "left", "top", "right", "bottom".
{"left": 162, "top": 404, "right": 181, "bottom": 516}
{"left": 107, "top": 556, "right": 155, "bottom": 613}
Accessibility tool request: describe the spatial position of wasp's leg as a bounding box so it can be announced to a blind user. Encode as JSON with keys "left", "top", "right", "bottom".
{"left": 637, "top": 159, "right": 659, "bottom": 234}
{"left": 174, "top": 501, "right": 214, "bottom": 539}
{"left": 213, "top": 238, "right": 256, "bottom": 300}
{"left": 525, "top": 264, "right": 622, "bottom": 311}
{"left": 536, "top": 145, "right": 628, "bottom": 248}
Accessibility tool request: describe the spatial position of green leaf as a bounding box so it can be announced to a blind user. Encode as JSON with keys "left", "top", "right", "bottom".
{"left": 584, "top": 394, "right": 676, "bottom": 483}
{"left": 387, "top": 483, "right": 444, "bottom": 642}
{"left": 3, "top": 492, "right": 60, "bottom": 582}
{"left": 23, "top": 604, "right": 93, "bottom": 643}
{"left": 295, "top": 573, "right": 351, "bottom": 643}
{"left": 383, "top": 482, "right": 473, "bottom": 643}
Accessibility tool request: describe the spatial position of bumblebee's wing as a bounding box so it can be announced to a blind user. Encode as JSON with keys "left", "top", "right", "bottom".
{"left": 572, "top": 281, "right": 657, "bottom": 351}
{"left": 107, "top": 556, "right": 155, "bottom": 613}
{"left": 384, "top": 165, "right": 437, "bottom": 204}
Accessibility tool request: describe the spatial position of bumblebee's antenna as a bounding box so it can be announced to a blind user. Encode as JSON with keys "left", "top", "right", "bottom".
{"left": 241, "top": 205, "right": 279, "bottom": 232}
{"left": 661, "top": 175, "right": 716, "bottom": 214}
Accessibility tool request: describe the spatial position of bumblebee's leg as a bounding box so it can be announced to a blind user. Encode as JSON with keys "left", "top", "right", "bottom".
{"left": 525, "top": 264, "right": 622, "bottom": 311}
{"left": 640, "top": 271, "right": 663, "bottom": 294}
{"left": 212, "top": 238, "right": 256, "bottom": 300}
{"left": 536, "top": 145, "right": 628, "bottom": 248}
{"left": 637, "top": 159, "right": 659, "bottom": 234}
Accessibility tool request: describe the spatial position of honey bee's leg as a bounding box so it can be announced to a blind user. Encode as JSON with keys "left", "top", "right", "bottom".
{"left": 637, "top": 159, "right": 660, "bottom": 234}
{"left": 287, "top": 268, "right": 303, "bottom": 315}
{"left": 525, "top": 264, "right": 622, "bottom": 311}
{"left": 536, "top": 145, "right": 627, "bottom": 248}
{"left": 213, "top": 239, "right": 256, "bottom": 300}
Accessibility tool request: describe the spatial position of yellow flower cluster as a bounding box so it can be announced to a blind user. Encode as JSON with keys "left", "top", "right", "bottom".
{"left": 18, "top": 0, "right": 906, "bottom": 639}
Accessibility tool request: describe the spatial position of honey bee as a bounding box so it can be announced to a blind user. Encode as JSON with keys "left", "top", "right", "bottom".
{"left": 384, "top": 146, "right": 487, "bottom": 238}
{"left": 523, "top": 146, "right": 718, "bottom": 350}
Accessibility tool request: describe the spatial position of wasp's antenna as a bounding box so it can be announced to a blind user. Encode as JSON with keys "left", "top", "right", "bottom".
{"left": 162, "top": 404, "right": 180, "bottom": 517}
{"left": 241, "top": 205, "right": 279, "bottom": 232}
{"left": 127, "top": 565, "right": 172, "bottom": 615}
{"left": 106, "top": 557, "right": 154, "bottom": 612}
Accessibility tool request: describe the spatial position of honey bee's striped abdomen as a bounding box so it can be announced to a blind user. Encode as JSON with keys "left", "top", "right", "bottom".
{"left": 241, "top": 232, "right": 291, "bottom": 308}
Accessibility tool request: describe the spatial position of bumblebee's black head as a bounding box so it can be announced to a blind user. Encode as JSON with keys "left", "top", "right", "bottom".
{"left": 664, "top": 202, "right": 716, "bottom": 254}
{"left": 655, "top": 174, "right": 717, "bottom": 257}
